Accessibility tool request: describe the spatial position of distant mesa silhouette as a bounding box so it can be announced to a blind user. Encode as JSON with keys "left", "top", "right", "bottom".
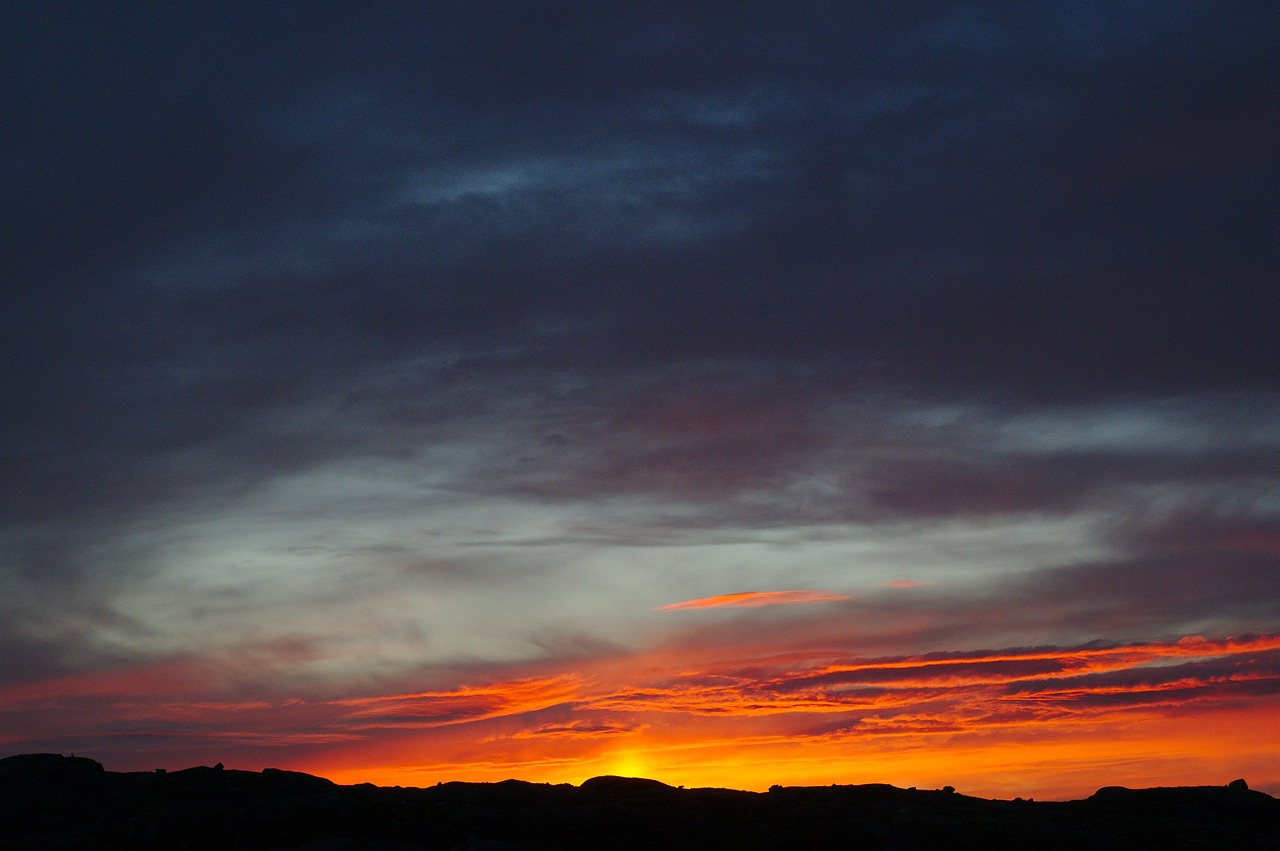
{"left": 1, "top": 753, "right": 1276, "bottom": 849}
{"left": 578, "top": 774, "right": 675, "bottom": 795}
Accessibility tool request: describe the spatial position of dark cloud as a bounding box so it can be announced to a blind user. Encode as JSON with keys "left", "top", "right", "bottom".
{"left": 6, "top": 2, "right": 1273, "bottom": 393}
{"left": 647, "top": 538, "right": 1279, "bottom": 661}
{"left": 1000, "top": 650, "right": 1280, "bottom": 710}
{"left": 1, "top": 3, "right": 1276, "bottom": 778}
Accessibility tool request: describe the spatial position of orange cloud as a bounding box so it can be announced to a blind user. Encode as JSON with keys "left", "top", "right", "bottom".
{"left": 509, "top": 719, "right": 647, "bottom": 740}
{"left": 878, "top": 579, "right": 926, "bottom": 588}
{"left": 6, "top": 632, "right": 1277, "bottom": 801}
{"left": 657, "top": 590, "right": 851, "bottom": 611}
{"left": 332, "top": 675, "right": 583, "bottom": 728}
{"left": 303, "top": 632, "right": 1280, "bottom": 796}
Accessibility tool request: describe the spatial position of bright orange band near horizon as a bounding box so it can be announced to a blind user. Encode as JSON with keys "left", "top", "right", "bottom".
{"left": 310, "top": 631, "right": 1280, "bottom": 799}
{"left": 5, "top": 631, "right": 1275, "bottom": 801}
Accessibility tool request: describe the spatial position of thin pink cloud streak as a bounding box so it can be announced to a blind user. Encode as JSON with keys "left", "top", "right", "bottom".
{"left": 657, "top": 590, "right": 852, "bottom": 611}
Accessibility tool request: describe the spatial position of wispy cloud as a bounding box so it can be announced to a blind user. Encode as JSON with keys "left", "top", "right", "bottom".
{"left": 333, "top": 675, "right": 584, "bottom": 728}
{"left": 510, "top": 719, "right": 646, "bottom": 740}
{"left": 2, "top": 1, "right": 1275, "bottom": 804}
{"left": 7, "top": 630, "right": 1275, "bottom": 797}
{"left": 320, "top": 631, "right": 1280, "bottom": 796}
{"left": 657, "top": 590, "right": 852, "bottom": 611}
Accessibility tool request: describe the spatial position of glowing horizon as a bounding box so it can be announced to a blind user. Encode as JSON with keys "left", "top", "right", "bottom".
{"left": 3, "top": 2, "right": 1274, "bottom": 813}
{"left": 4, "top": 628, "right": 1277, "bottom": 800}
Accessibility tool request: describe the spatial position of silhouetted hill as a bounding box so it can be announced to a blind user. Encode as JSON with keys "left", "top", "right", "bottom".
{"left": 1, "top": 753, "right": 1276, "bottom": 849}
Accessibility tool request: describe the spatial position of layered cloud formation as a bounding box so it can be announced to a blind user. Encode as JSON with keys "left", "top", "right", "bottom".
{"left": 2, "top": 3, "right": 1276, "bottom": 798}
{"left": 3, "top": 618, "right": 1276, "bottom": 798}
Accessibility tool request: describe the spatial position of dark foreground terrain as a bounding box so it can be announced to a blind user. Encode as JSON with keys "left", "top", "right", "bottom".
{"left": 1, "top": 754, "right": 1276, "bottom": 850}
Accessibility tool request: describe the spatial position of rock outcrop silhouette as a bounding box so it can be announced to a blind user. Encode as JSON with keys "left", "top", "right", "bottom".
{"left": 1, "top": 753, "right": 1276, "bottom": 849}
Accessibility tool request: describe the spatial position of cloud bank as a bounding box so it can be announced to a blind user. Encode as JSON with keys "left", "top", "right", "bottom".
{"left": 0, "top": 1, "right": 1275, "bottom": 798}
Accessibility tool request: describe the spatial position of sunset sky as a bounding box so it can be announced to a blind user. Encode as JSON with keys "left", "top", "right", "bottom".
{"left": 2, "top": 3, "right": 1277, "bottom": 801}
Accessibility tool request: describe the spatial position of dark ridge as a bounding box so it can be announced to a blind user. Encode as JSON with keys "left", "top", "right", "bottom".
{"left": 0, "top": 752, "right": 105, "bottom": 777}
{"left": 578, "top": 774, "right": 676, "bottom": 795}
{"left": 0, "top": 754, "right": 1276, "bottom": 850}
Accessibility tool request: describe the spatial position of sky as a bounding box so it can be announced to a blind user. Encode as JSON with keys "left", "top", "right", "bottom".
{"left": 2, "top": 2, "right": 1277, "bottom": 800}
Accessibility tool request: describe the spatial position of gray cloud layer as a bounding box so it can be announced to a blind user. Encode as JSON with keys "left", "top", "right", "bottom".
{"left": 2, "top": 2, "right": 1276, "bottom": 703}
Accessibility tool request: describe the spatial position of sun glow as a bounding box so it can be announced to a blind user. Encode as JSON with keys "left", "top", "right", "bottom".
{"left": 6, "top": 629, "right": 1275, "bottom": 799}
{"left": 278, "top": 633, "right": 1280, "bottom": 799}
{"left": 603, "top": 749, "right": 650, "bottom": 780}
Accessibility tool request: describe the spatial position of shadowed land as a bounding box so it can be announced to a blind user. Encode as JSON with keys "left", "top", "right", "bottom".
{"left": 1, "top": 753, "right": 1276, "bottom": 849}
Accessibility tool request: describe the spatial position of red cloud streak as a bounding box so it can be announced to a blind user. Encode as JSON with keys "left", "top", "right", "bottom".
{"left": 657, "top": 590, "right": 852, "bottom": 610}
{"left": 3, "top": 633, "right": 1277, "bottom": 801}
